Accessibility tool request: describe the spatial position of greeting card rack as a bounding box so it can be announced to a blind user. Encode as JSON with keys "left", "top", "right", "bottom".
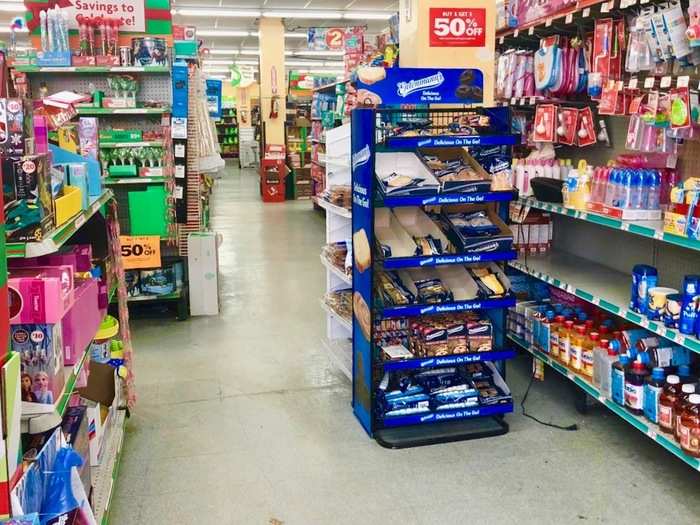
{"left": 351, "top": 103, "right": 520, "bottom": 448}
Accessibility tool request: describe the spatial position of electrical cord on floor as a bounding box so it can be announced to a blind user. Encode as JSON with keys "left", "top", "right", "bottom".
{"left": 521, "top": 369, "right": 579, "bottom": 431}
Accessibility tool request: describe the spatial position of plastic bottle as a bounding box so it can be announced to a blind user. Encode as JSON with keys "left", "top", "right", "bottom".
{"left": 612, "top": 355, "right": 631, "bottom": 406}
{"left": 674, "top": 383, "right": 696, "bottom": 441}
{"left": 543, "top": 159, "right": 553, "bottom": 179}
{"left": 550, "top": 315, "right": 565, "bottom": 360}
{"left": 644, "top": 170, "right": 661, "bottom": 210}
{"left": 679, "top": 393, "right": 700, "bottom": 457}
{"left": 593, "top": 338, "right": 612, "bottom": 390}
{"left": 659, "top": 374, "right": 682, "bottom": 433}
{"left": 558, "top": 320, "right": 574, "bottom": 366}
{"left": 628, "top": 170, "right": 645, "bottom": 209}
{"left": 581, "top": 331, "right": 597, "bottom": 379}
{"left": 523, "top": 159, "right": 532, "bottom": 196}
{"left": 643, "top": 367, "right": 666, "bottom": 424}
{"left": 552, "top": 159, "right": 561, "bottom": 180}
{"left": 598, "top": 167, "right": 610, "bottom": 204}
{"left": 570, "top": 325, "right": 586, "bottom": 372}
{"left": 539, "top": 310, "right": 555, "bottom": 353}
{"left": 624, "top": 357, "right": 648, "bottom": 415}
{"left": 605, "top": 169, "right": 620, "bottom": 207}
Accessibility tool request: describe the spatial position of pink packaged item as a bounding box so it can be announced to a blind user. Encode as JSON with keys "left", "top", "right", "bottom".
{"left": 62, "top": 278, "right": 101, "bottom": 365}
{"left": 8, "top": 265, "right": 75, "bottom": 324}
{"left": 8, "top": 244, "right": 93, "bottom": 273}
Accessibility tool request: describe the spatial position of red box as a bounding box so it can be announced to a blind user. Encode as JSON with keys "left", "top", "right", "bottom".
{"left": 260, "top": 150, "right": 288, "bottom": 203}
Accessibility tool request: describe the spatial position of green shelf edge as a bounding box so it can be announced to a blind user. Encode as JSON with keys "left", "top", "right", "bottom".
{"left": 13, "top": 65, "right": 170, "bottom": 74}
{"left": 77, "top": 107, "right": 170, "bottom": 115}
{"left": 508, "top": 334, "right": 700, "bottom": 471}
{"left": 509, "top": 260, "right": 700, "bottom": 355}
{"left": 520, "top": 197, "right": 700, "bottom": 253}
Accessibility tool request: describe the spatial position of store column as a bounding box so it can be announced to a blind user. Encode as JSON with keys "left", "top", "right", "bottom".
{"left": 398, "top": 0, "right": 495, "bottom": 104}
{"left": 258, "top": 18, "right": 286, "bottom": 147}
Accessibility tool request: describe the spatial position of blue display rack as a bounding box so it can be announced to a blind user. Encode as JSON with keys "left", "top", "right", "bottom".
{"left": 349, "top": 79, "right": 519, "bottom": 447}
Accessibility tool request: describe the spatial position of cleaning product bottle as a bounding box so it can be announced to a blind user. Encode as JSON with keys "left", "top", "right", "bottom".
{"left": 679, "top": 393, "right": 700, "bottom": 457}
{"left": 552, "top": 159, "right": 561, "bottom": 180}
{"left": 612, "top": 355, "right": 631, "bottom": 406}
{"left": 624, "top": 357, "right": 648, "bottom": 415}
{"left": 559, "top": 320, "right": 575, "bottom": 366}
{"left": 675, "top": 383, "right": 696, "bottom": 441}
{"left": 582, "top": 331, "right": 597, "bottom": 379}
{"left": 593, "top": 338, "right": 612, "bottom": 391}
{"left": 605, "top": 168, "right": 619, "bottom": 207}
{"left": 569, "top": 325, "right": 585, "bottom": 372}
{"left": 550, "top": 315, "right": 566, "bottom": 360}
{"left": 659, "top": 374, "right": 682, "bottom": 433}
{"left": 540, "top": 310, "right": 555, "bottom": 353}
{"left": 643, "top": 367, "right": 666, "bottom": 424}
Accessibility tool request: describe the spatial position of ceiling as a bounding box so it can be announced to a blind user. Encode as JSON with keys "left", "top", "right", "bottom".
{"left": 0, "top": 0, "right": 398, "bottom": 77}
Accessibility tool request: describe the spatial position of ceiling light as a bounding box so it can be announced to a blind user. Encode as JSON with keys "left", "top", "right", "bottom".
{"left": 285, "top": 60, "right": 323, "bottom": 66}
{"left": 265, "top": 10, "right": 341, "bottom": 19}
{"left": 203, "top": 67, "right": 233, "bottom": 73}
{"left": 284, "top": 32, "right": 308, "bottom": 39}
{"left": 198, "top": 30, "right": 255, "bottom": 37}
{"left": 203, "top": 60, "right": 235, "bottom": 65}
{"left": 343, "top": 11, "right": 394, "bottom": 20}
{"left": 323, "top": 61, "right": 344, "bottom": 67}
{"left": 284, "top": 49, "right": 345, "bottom": 57}
{"left": 207, "top": 49, "right": 240, "bottom": 55}
{"left": 234, "top": 59, "right": 259, "bottom": 65}
{"left": 239, "top": 49, "right": 260, "bottom": 55}
{"left": 175, "top": 8, "right": 261, "bottom": 17}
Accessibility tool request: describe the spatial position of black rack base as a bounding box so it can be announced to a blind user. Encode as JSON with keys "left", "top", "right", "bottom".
{"left": 374, "top": 416, "right": 509, "bottom": 449}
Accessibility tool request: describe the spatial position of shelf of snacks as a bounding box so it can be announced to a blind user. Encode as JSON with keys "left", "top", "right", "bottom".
{"left": 320, "top": 253, "right": 351, "bottom": 286}
{"left": 509, "top": 252, "right": 700, "bottom": 354}
{"left": 350, "top": 101, "right": 518, "bottom": 446}
{"left": 320, "top": 294, "right": 352, "bottom": 332}
{"left": 316, "top": 194, "right": 352, "bottom": 218}
{"left": 508, "top": 333, "right": 700, "bottom": 471}
{"left": 7, "top": 190, "right": 114, "bottom": 258}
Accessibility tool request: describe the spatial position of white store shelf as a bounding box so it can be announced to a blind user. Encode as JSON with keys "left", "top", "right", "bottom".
{"left": 319, "top": 298, "right": 352, "bottom": 332}
{"left": 322, "top": 338, "right": 352, "bottom": 380}
{"left": 316, "top": 197, "right": 352, "bottom": 219}
{"left": 320, "top": 254, "right": 352, "bottom": 285}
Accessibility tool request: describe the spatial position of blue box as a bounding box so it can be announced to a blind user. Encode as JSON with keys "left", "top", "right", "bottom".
{"left": 35, "top": 51, "right": 72, "bottom": 67}
{"left": 171, "top": 62, "right": 189, "bottom": 118}
{"left": 67, "top": 163, "right": 89, "bottom": 210}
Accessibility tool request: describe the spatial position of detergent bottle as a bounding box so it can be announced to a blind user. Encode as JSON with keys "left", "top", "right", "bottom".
{"left": 659, "top": 374, "right": 682, "bottom": 433}
{"left": 593, "top": 339, "right": 615, "bottom": 398}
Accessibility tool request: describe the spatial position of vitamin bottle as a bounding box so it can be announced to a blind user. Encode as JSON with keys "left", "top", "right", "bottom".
{"left": 643, "top": 367, "right": 666, "bottom": 424}
{"left": 679, "top": 394, "right": 700, "bottom": 457}
{"left": 582, "top": 331, "right": 597, "bottom": 379}
{"left": 674, "top": 383, "right": 696, "bottom": 441}
{"left": 658, "top": 375, "right": 682, "bottom": 433}
{"left": 569, "top": 325, "right": 585, "bottom": 372}
{"left": 624, "top": 358, "right": 648, "bottom": 415}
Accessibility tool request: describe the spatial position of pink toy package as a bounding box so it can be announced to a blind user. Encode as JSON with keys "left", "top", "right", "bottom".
{"left": 8, "top": 265, "right": 75, "bottom": 325}
{"left": 8, "top": 244, "right": 93, "bottom": 274}
{"left": 62, "top": 278, "right": 101, "bottom": 366}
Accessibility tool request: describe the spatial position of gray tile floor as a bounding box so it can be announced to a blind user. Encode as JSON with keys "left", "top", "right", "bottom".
{"left": 110, "top": 166, "right": 700, "bottom": 524}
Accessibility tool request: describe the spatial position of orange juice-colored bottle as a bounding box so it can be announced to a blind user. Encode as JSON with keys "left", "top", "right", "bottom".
{"left": 550, "top": 315, "right": 565, "bottom": 359}
{"left": 559, "top": 320, "right": 575, "bottom": 366}
{"left": 582, "top": 331, "right": 597, "bottom": 379}
{"left": 570, "top": 325, "right": 585, "bottom": 372}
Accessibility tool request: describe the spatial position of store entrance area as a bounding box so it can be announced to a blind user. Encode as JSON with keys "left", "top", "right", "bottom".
{"left": 109, "top": 165, "right": 700, "bottom": 524}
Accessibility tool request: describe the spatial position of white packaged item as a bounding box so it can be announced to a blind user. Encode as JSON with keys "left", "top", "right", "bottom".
{"left": 187, "top": 232, "right": 221, "bottom": 316}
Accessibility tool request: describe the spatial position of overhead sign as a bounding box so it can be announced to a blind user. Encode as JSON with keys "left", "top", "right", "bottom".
{"left": 120, "top": 235, "right": 161, "bottom": 269}
{"left": 355, "top": 67, "right": 484, "bottom": 105}
{"left": 307, "top": 26, "right": 364, "bottom": 52}
{"left": 429, "top": 7, "right": 486, "bottom": 47}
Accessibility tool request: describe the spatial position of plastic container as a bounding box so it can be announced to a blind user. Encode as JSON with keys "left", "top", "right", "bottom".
{"left": 89, "top": 315, "right": 119, "bottom": 364}
{"left": 549, "top": 315, "right": 566, "bottom": 359}
{"left": 677, "top": 364, "right": 698, "bottom": 386}
{"left": 674, "top": 383, "right": 696, "bottom": 441}
{"left": 559, "top": 320, "right": 575, "bottom": 366}
{"left": 569, "top": 325, "right": 585, "bottom": 372}
{"left": 630, "top": 265, "right": 658, "bottom": 315}
{"left": 612, "top": 355, "right": 631, "bottom": 406}
{"left": 679, "top": 394, "right": 700, "bottom": 457}
{"left": 659, "top": 375, "right": 682, "bottom": 433}
{"left": 593, "top": 338, "right": 613, "bottom": 395}
{"left": 582, "top": 331, "right": 597, "bottom": 378}
{"left": 643, "top": 367, "right": 666, "bottom": 424}
{"left": 624, "top": 358, "right": 648, "bottom": 415}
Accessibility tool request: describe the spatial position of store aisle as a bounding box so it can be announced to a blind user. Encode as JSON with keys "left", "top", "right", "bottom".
{"left": 110, "top": 165, "right": 700, "bottom": 525}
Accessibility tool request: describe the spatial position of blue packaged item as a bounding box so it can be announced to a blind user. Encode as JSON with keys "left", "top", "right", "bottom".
{"left": 431, "top": 384, "right": 478, "bottom": 405}
{"left": 679, "top": 295, "right": 699, "bottom": 335}
{"left": 682, "top": 274, "right": 700, "bottom": 296}
{"left": 611, "top": 355, "right": 630, "bottom": 406}
{"left": 385, "top": 393, "right": 430, "bottom": 412}
{"left": 630, "top": 265, "right": 658, "bottom": 315}
{"left": 643, "top": 367, "right": 666, "bottom": 423}
{"left": 663, "top": 293, "right": 682, "bottom": 328}
{"left": 171, "top": 61, "right": 189, "bottom": 118}
{"left": 385, "top": 406, "right": 430, "bottom": 418}
{"left": 67, "top": 163, "right": 89, "bottom": 210}
{"left": 0, "top": 516, "right": 40, "bottom": 525}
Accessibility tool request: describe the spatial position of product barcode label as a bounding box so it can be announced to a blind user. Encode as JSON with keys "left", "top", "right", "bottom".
{"left": 601, "top": 2, "right": 611, "bottom": 13}
{"left": 511, "top": 97, "right": 517, "bottom": 105}
{"left": 74, "top": 214, "right": 86, "bottom": 230}
{"left": 529, "top": 96, "right": 536, "bottom": 105}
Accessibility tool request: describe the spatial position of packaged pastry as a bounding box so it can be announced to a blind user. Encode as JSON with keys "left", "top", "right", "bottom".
{"left": 447, "top": 211, "right": 501, "bottom": 237}
{"left": 467, "top": 319, "right": 493, "bottom": 352}
{"left": 377, "top": 271, "right": 415, "bottom": 306}
{"left": 413, "top": 234, "right": 444, "bottom": 256}
{"left": 415, "top": 278, "right": 453, "bottom": 304}
{"left": 469, "top": 266, "right": 508, "bottom": 298}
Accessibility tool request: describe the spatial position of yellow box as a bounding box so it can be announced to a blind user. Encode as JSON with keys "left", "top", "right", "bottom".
{"left": 57, "top": 125, "right": 79, "bottom": 154}
{"left": 663, "top": 210, "right": 687, "bottom": 237}
{"left": 54, "top": 185, "right": 83, "bottom": 226}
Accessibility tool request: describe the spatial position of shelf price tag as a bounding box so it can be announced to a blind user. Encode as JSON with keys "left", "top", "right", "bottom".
{"left": 629, "top": 77, "right": 638, "bottom": 90}
{"left": 677, "top": 76, "right": 690, "bottom": 88}
{"left": 514, "top": 29, "right": 519, "bottom": 37}
{"left": 528, "top": 26, "right": 535, "bottom": 36}
{"left": 565, "top": 13, "right": 573, "bottom": 23}
{"left": 601, "top": 1, "right": 611, "bottom": 13}
{"left": 545, "top": 18, "right": 552, "bottom": 27}
{"left": 644, "top": 77, "right": 655, "bottom": 89}
{"left": 582, "top": 8, "right": 590, "bottom": 17}
{"left": 120, "top": 235, "right": 161, "bottom": 270}
{"left": 660, "top": 76, "right": 672, "bottom": 88}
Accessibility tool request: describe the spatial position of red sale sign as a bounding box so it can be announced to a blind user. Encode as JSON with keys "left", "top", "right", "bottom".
{"left": 429, "top": 8, "right": 486, "bottom": 47}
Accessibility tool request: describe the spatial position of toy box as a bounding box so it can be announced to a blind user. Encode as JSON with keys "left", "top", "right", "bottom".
{"left": 0, "top": 353, "right": 22, "bottom": 519}
{"left": 77, "top": 118, "right": 98, "bottom": 161}
{"left": 139, "top": 261, "right": 183, "bottom": 296}
{"left": 8, "top": 265, "right": 75, "bottom": 324}
{"left": 0, "top": 99, "right": 27, "bottom": 158}
{"left": 12, "top": 323, "right": 64, "bottom": 414}
{"left": 4, "top": 155, "right": 54, "bottom": 242}
{"left": 57, "top": 125, "right": 79, "bottom": 154}
{"left": 62, "top": 279, "right": 100, "bottom": 366}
